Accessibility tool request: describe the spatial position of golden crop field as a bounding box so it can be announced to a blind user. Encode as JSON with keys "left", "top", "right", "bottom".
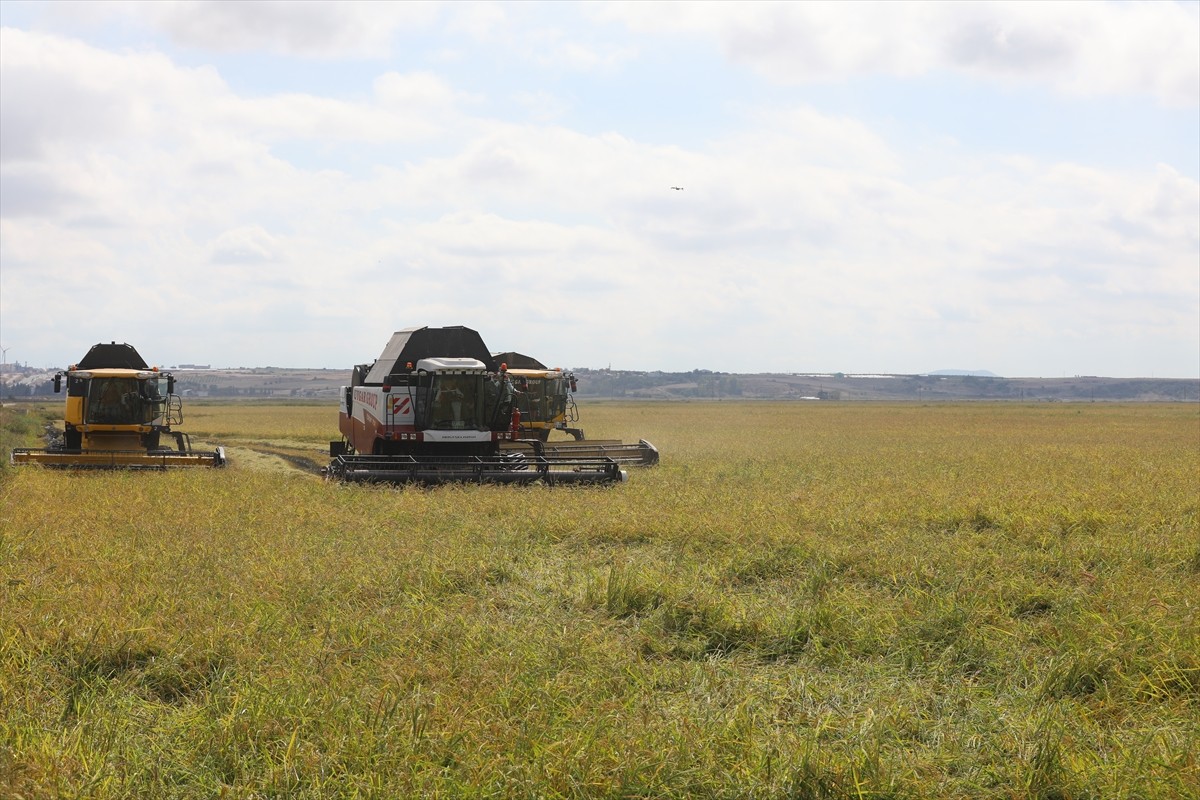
{"left": 1, "top": 401, "right": 1197, "bottom": 798}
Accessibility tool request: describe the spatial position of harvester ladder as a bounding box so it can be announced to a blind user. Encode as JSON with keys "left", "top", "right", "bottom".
{"left": 383, "top": 389, "right": 400, "bottom": 433}
{"left": 165, "top": 395, "right": 184, "bottom": 426}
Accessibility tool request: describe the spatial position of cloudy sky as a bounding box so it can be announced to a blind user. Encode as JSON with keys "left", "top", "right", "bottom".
{"left": 1, "top": 1, "right": 1197, "bottom": 377}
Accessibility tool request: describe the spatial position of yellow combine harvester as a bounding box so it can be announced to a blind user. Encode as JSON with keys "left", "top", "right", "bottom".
{"left": 10, "top": 342, "right": 226, "bottom": 470}
{"left": 493, "top": 351, "right": 659, "bottom": 467}
{"left": 490, "top": 351, "right": 584, "bottom": 442}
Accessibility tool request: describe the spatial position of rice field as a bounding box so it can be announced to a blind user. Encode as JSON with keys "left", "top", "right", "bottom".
{"left": 1, "top": 400, "right": 1197, "bottom": 798}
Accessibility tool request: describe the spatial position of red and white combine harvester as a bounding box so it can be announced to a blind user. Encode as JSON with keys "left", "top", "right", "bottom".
{"left": 326, "top": 326, "right": 654, "bottom": 485}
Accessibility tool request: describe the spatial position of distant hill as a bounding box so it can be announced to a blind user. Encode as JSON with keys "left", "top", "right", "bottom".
{"left": 567, "top": 369, "right": 1199, "bottom": 402}
{"left": 927, "top": 369, "right": 1000, "bottom": 377}
{"left": 2, "top": 366, "right": 1197, "bottom": 402}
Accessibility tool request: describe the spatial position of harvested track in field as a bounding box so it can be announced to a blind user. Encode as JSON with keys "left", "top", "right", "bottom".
{"left": 215, "top": 438, "right": 327, "bottom": 475}
{"left": 248, "top": 447, "right": 325, "bottom": 475}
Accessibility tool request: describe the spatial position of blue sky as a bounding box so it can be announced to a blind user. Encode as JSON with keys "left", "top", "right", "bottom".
{"left": 2, "top": 0, "right": 1197, "bottom": 377}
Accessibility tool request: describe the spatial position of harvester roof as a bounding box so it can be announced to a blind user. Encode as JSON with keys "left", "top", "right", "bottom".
{"left": 75, "top": 342, "right": 150, "bottom": 370}
{"left": 491, "top": 351, "right": 547, "bottom": 370}
{"left": 364, "top": 326, "right": 493, "bottom": 384}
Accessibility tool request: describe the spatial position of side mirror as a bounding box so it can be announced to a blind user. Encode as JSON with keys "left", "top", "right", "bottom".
{"left": 167, "top": 375, "right": 175, "bottom": 395}
{"left": 53, "top": 373, "right": 62, "bottom": 393}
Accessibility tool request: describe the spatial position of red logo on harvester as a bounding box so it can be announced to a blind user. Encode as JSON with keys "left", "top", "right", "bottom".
{"left": 392, "top": 395, "right": 412, "bottom": 415}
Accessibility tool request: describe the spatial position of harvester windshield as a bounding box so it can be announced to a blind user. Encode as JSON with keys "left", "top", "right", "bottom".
{"left": 508, "top": 371, "right": 570, "bottom": 428}
{"left": 542, "top": 374, "right": 569, "bottom": 421}
{"left": 424, "top": 373, "right": 485, "bottom": 430}
{"left": 520, "top": 376, "right": 551, "bottom": 424}
{"left": 83, "top": 375, "right": 172, "bottom": 426}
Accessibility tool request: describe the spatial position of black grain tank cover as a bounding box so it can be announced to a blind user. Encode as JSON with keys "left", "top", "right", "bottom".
{"left": 76, "top": 342, "right": 150, "bottom": 370}
{"left": 491, "top": 352, "right": 547, "bottom": 370}
{"left": 363, "top": 326, "right": 493, "bottom": 384}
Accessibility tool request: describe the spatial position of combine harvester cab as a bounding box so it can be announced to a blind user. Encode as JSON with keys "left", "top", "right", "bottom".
{"left": 491, "top": 351, "right": 583, "bottom": 442}
{"left": 493, "top": 351, "right": 659, "bottom": 467}
{"left": 10, "top": 342, "right": 226, "bottom": 469}
{"left": 327, "top": 327, "right": 627, "bottom": 485}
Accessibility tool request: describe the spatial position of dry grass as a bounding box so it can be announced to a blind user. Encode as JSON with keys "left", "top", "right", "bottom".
{"left": 1, "top": 400, "right": 1197, "bottom": 798}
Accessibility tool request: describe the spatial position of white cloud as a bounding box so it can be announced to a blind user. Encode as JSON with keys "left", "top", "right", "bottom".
{"left": 208, "top": 225, "right": 282, "bottom": 264}
{"left": 512, "top": 90, "right": 571, "bottom": 123}
{"left": 1, "top": 28, "right": 460, "bottom": 149}
{"left": 444, "top": 1, "right": 510, "bottom": 43}
{"left": 0, "top": 27, "right": 223, "bottom": 160}
{"left": 446, "top": 1, "right": 638, "bottom": 72}
{"left": 0, "top": 10, "right": 1196, "bottom": 376}
{"left": 373, "top": 70, "right": 464, "bottom": 111}
{"left": 134, "top": 0, "right": 440, "bottom": 59}
{"left": 596, "top": 0, "right": 1200, "bottom": 107}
